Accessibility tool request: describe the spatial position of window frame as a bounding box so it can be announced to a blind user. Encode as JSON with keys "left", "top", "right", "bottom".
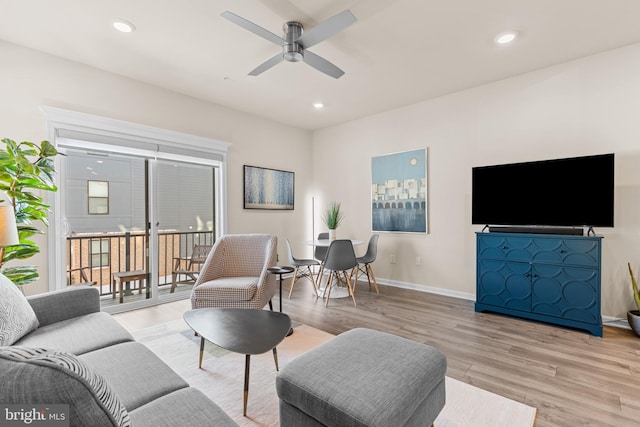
{"left": 43, "top": 106, "right": 230, "bottom": 300}
{"left": 88, "top": 180, "right": 110, "bottom": 215}
{"left": 90, "top": 238, "right": 110, "bottom": 268}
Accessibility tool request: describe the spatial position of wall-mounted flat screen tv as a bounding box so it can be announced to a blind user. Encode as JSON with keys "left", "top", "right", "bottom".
{"left": 472, "top": 153, "right": 614, "bottom": 228}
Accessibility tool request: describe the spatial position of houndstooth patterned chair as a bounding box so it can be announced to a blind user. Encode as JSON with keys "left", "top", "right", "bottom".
{"left": 190, "top": 234, "right": 278, "bottom": 310}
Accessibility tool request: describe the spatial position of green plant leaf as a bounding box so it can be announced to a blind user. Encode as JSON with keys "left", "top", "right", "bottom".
{"left": 629, "top": 263, "right": 640, "bottom": 312}
{"left": 40, "top": 140, "right": 58, "bottom": 157}
{"left": 2, "top": 245, "right": 40, "bottom": 262}
{"left": 1, "top": 265, "right": 39, "bottom": 286}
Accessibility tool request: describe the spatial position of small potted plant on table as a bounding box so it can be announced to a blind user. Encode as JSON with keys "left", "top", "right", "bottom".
{"left": 322, "top": 201, "right": 343, "bottom": 241}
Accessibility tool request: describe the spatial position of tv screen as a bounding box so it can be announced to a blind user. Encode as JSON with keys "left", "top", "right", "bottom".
{"left": 472, "top": 153, "right": 614, "bottom": 228}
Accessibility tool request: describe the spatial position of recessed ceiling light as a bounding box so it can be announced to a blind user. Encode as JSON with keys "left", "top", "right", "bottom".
{"left": 313, "top": 102, "right": 324, "bottom": 109}
{"left": 495, "top": 31, "right": 518, "bottom": 45}
{"left": 112, "top": 19, "right": 135, "bottom": 33}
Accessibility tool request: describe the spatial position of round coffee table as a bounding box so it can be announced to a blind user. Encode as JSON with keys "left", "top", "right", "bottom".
{"left": 183, "top": 308, "right": 291, "bottom": 416}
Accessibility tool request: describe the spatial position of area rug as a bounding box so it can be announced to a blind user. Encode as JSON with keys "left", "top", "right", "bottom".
{"left": 132, "top": 320, "right": 536, "bottom": 427}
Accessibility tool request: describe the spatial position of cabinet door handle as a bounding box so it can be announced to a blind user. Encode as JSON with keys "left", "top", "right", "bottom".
{"left": 502, "top": 246, "right": 509, "bottom": 250}
{"left": 560, "top": 249, "right": 567, "bottom": 253}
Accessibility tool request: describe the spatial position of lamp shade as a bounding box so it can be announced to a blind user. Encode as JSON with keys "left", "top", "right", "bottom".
{"left": 0, "top": 205, "right": 19, "bottom": 247}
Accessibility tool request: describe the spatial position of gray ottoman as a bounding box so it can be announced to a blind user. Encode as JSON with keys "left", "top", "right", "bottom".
{"left": 276, "top": 328, "right": 446, "bottom": 427}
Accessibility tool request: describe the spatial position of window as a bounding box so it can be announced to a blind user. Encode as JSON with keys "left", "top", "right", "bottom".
{"left": 90, "top": 239, "right": 110, "bottom": 268}
{"left": 88, "top": 180, "right": 109, "bottom": 214}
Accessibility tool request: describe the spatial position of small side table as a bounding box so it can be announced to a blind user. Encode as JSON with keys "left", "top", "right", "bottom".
{"left": 268, "top": 266, "right": 295, "bottom": 336}
{"left": 112, "top": 270, "right": 147, "bottom": 304}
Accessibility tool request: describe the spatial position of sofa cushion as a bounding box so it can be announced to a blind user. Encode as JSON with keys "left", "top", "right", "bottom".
{"left": 129, "top": 387, "right": 238, "bottom": 427}
{"left": 15, "top": 311, "right": 133, "bottom": 355}
{"left": 27, "top": 285, "right": 100, "bottom": 327}
{"left": 79, "top": 341, "right": 189, "bottom": 411}
{"left": 0, "top": 273, "right": 39, "bottom": 345}
{"left": 0, "top": 346, "right": 131, "bottom": 427}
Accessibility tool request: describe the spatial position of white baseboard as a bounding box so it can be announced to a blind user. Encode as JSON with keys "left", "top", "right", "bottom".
{"left": 300, "top": 271, "right": 629, "bottom": 327}
{"left": 602, "top": 316, "right": 630, "bottom": 329}
{"left": 377, "top": 278, "right": 629, "bottom": 328}
{"left": 376, "top": 278, "right": 476, "bottom": 301}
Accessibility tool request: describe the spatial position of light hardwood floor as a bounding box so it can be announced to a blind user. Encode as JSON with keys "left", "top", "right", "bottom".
{"left": 113, "top": 279, "right": 640, "bottom": 427}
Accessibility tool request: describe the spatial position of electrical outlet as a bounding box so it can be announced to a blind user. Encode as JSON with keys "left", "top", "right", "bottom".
{"left": 390, "top": 254, "right": 396, "bottom": 264}
{"left": 416, "top": 256, "right": 421, "bottom": 265}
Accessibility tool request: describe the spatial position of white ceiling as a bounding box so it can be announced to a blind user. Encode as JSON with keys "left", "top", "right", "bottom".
{"left": 2, "top": 0, "right": 640, "bottom": 130}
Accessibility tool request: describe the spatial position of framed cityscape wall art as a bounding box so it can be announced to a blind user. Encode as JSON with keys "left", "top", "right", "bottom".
{"left": 371, "top": 148, "right": 428, "bottom": 233}
{"left": 243, "top": 165, "right": 295, "bottom": 210}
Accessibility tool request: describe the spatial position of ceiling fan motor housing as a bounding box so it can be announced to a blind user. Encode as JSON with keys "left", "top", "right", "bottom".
{"left": 283, "top": 21, "right": 304, "bottom": 62}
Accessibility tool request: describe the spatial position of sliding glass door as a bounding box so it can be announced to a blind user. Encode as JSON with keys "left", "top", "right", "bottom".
{"left": 59, "top": 146, "right": 217, "bottom": 312}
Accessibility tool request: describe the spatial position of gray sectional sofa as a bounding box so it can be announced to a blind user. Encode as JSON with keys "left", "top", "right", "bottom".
{"left": 0, "top": 283, "right": 237, "bottom": 427}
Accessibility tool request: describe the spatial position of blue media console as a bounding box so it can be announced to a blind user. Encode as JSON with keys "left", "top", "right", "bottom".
{"left": 475, "top": 232, "right": 603, "bottom": 337}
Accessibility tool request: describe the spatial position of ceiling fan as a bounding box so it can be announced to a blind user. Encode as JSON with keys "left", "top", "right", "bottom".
{"left": 221, "top": 10, "right": 357, "bottom": 79}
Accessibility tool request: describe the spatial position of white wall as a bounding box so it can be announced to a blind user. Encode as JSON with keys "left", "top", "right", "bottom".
{"left": 4, "top": 38, "right": 640, "bottom": 319}
{"left": 0, "top": 40, "right": 313, "bottom": 295}
{"left": 313, "top": 42, "right": 640, "bottom": 319}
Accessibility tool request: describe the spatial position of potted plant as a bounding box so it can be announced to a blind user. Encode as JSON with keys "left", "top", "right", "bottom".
{"left": 627, "top": 262, "right": 640, "bottom": 336}
{"left": 0, "top": 138, "right": 59, "bottom": 286}
{"left": 322, "top": 201, "right": 344, "bottom": 240}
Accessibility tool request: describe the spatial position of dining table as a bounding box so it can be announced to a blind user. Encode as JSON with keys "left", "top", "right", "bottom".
{"left": 304, "top": 238, "right": 364, "bottom": 247}
{"left": 304, "top": 238, "right": 364, "bottom": 299}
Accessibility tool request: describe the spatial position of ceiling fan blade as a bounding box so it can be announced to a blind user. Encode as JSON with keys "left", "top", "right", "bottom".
{"left": 221, "top": 11, "right": 284, "bottom": 46}
{"left": 303, "top": 50, "right": 345, "bottom": 79}
{"left": 249, "top": 53, "right": 284, "bottom": 76}
{"left": 296, "top": 10, "right": 356, "bottom": 49}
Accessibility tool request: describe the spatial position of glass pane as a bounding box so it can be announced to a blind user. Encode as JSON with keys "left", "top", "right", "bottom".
{"left": 91, "top": 254, "right": 101, "bottom": 268}
{"left": 65, "top": 149, "right": 147, "bottom": 308}
{"left": 89, "top": 198, "right": 109, "bottom": 214}
{"left": 156, "top": 160, "right": 215, "bottom": 298}
{"left": 88, "top": 180, "right": 109, "bottom": 197}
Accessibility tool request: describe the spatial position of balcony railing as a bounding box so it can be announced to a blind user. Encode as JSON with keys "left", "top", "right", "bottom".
{"left": 66, "top": 230, "right": 215, "bottom": 297}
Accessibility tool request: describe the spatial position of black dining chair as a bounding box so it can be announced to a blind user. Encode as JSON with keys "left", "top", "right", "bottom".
{"left": 320, "top": 239, "right": 358, "bottom": 307}
{"left": 285, "top": 238, "right": 319, "bottom": 298}
{"left": 313, "top": 232, "right": 329, "bottom": 286}
{"left": 355, "top": 234, "right": 380, "bottom": 294}
{"left": 314, "top": 232, "right": 329, "bottom": 263}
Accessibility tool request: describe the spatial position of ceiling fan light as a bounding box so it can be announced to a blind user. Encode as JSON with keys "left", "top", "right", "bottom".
{"left": 283, "top": 44, "right": 304, "bottom": 62}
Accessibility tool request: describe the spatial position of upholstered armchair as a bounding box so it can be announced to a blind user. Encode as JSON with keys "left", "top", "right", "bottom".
{"left": 190, "top": 234, "right": 278, "bottom": 310}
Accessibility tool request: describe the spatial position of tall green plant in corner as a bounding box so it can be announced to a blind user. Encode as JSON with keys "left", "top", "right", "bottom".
{"left": 628, "top": 263, "right": 640, "bottom": 311}
{"left": 0, "top": 138, "right": 58, "bottom": 286}
{"left": 627, "top": 262, "right": 640, "bottom": 337}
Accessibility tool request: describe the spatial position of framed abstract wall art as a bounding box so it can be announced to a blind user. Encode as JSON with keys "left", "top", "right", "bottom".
{"left": 371, "top": 148, "right": 427, "bottom": 233}
{"left": 243, "top": 165, "right": 294, "bottom": 210}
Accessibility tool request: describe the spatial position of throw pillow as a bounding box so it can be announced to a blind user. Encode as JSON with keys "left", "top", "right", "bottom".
{"left": 0, "top": 273, "right": 39, "bottom": 345}
{"left": 0, "top": 346, "right": 131, "bottom": 427}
